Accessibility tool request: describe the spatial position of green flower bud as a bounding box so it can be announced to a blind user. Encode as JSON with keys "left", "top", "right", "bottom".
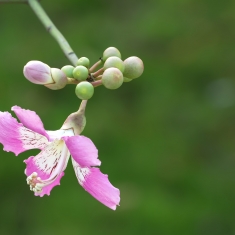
{"left": 61, "top": 65, "right": 75, "bottom": 78}
{"left": 102, "top": 67, "right": 123, "bottom": 89}
{"left": 123, "top": 56, "right": 144, "bottom": 79}
{"left": 102, "top": 47, "right": 121, "bottom": 61}
{"left": 123, "top": 77, "right": 132, "bottom": 82}
{"left": 73, "top": 66, "right": 89, "bottom": 81}
{"left": 103, "top": 56, "right": 125, "bottom": 73}
{"left": 44, "top": 68, "right": 67, "bottom": 90}
{"left": 75, "top": 81, "right": 94, "bottom": 100}
{"left": 76, "top": 57, "right": 90, "bottom": 68}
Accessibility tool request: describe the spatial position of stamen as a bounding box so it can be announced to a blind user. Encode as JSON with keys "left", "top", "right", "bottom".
{"left": 26, "top": 172, "right": 43, "bottom": 193}
{"left": 26, "top": 144, "right": 69, "bottom": 194}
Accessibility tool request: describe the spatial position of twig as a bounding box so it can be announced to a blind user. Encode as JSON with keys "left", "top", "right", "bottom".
{"left": 0, "top": 0, "right": 39, "bottom": 4}
{"left": 27, "top": 0, "right": 78, "bottom": 66}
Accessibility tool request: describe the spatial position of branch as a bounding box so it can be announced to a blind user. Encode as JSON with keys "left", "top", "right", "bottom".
{"left": 0, "top": 0, "right": 26, "bottom": 3}
{"left": 27, "top": 0, "right": 78, "bottom": 66}
{"left": 0, "top": 0, "right": 39, "bottom": 3}
{"left": 1, "top": 0, "right": 78, "bottom": 65}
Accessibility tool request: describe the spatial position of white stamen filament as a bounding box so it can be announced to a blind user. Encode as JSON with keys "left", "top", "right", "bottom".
{"left": 26, "top": 144, "right": 69, "bottom": 193}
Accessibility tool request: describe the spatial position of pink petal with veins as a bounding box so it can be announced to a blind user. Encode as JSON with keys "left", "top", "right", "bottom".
{"left": 24, "top": 140, "right": 69, "bottom": 197}
{"left": 72, "top": 158, "right": 120, "bottom": 210}
{"left": 24, "top": 156, "right": 50, "bottom": 180}
{"left": 25, "top": 156, "right": 64, "bottom": 197}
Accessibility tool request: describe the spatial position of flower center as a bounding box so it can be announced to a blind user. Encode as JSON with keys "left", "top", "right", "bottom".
{"left": 26, "top": 172, "right": 44, "bottom": 193}
{"left": 26, "top": 144, "right": 70, "bottom": 195}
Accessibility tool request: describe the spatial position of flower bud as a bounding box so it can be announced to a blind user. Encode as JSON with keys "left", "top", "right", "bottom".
{"left": 44, "top": 68, "right": 67, "bottom": 90}
{"left": 76, "top": 57, "right": 90, "bottom": 68}
{"left": 75, "top": 81, "right": 94, "bottom": 100}
{"left": 23, "top": 60, "right": 53, "bottom": 84}
{"left": 102, "top": 67, "right": 123, "bottom": 89}
{"left": 123, "top": 56, "right": 144, "bottom": 79}
{"left": 102, "top": 47, "right": 121, "bottom": 61}
{"left": 73, "top": 66, "right": 89, "bottom": 81}
{"left": 103, "top": 56, "right": 125, "bottom": 73}
{"left": 61, "top": 65, "right": 75, "bottom": 78}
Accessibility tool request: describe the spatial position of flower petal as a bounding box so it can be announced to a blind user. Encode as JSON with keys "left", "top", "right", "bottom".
{"left": 47, "top": 129, "right": 74, "bottom": 142}
{"left": 72, "top": 158, "right": 120, "bottom": 210}
{"left": 24, "top": 139, "right": 70, "bottom": 197}
{"left": 63, "top": 136, "right": 101, "bottom": 167}
{"left": 0, "top": 111, "right": 48, "bottom": 155}
{"left": 12, "top": 106, "right": 49, "bottom": 140}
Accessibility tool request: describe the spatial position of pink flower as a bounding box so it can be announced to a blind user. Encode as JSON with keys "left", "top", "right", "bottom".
{"left": 0, "top": 105, "right": 120, "bottom": 210}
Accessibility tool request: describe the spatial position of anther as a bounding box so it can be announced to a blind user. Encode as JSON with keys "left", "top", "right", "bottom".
{"left": 26, "top": 172, "right": 43, "bottom": 193}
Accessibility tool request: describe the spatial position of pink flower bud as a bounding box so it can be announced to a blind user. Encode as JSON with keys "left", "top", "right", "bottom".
{"left": 23, "top": 61, "right": 53, "bottom": 84}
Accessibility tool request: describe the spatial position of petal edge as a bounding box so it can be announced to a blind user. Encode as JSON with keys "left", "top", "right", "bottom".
{"left": 0, "top": 111, "right": 24, "bottom": 155}
{"left": 72, "top": 158, "right": 120, "bottom": 210}
{"left": 12, "top": 106, "right": 49, "bottom": 140}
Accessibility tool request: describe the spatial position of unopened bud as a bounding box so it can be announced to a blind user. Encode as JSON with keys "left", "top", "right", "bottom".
{"left": 23, "top": 61, "right": 53, "bottom": 84}
{"left": 44, "top": 68, "right": 67, "bottom": 90}
{"left": 103, "top": 56, "right": 125, "bottom": 73}
{"left": 102, "top": 47, "right": 121, "bottom": 61}
{"left": 102, "top": 67, "right": 123, "bottom": 89}
{"left": 123, "top": 56, "right": 144, "bottom": 79}
{"left": 75, "top": 81, "right": 94, "bottom": 100}
{"left": 61, "top": 65, "right": 75, "bottom": 78}
{"left": 73, "top": 66, "right": 89, "bottom": 81}
{"left": 76, "top": 57, "right": 90, "bottom": 68}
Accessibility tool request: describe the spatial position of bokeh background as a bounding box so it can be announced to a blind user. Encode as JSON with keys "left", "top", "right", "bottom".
{"left": 1, "top": 0, "right": 235, "bottom": 234}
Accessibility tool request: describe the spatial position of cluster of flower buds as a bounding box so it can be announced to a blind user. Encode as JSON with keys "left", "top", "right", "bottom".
{"left": 23, "top": 47, "right": 144, "bottom": 100}
{"left": 100, "top": 47, "right": 144, "bottom": 87}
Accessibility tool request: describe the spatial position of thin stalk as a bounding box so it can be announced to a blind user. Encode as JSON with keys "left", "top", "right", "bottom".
{"left": 92, "top": 68, "right": 104, "bottom": 78}
{"left": 89, "top": 60, "right": 102, "bottom": 73}
{"left": 91, "top": 80, "right": 102, "bottom": 87}
{"left": 95, "top": 75, "right": 102, "bottom": 80}
{"left": 0, "top": 0, "right": 31, "bottom": 3}
{"left": 27, "top": 0, "right": 78, "bottom": 66}
{"left": 78, "top": 99, "right": 88, "bottom": 113}
{"left": 0, "top": 0, "right": 78, "bottom": 65}
{"left": 66, "top": 77, "right": 79, "bottom": 85}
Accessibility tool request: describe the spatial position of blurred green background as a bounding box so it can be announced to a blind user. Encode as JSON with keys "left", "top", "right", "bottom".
{"left": 1, "top": 0, "right": 235, "bottom": 234}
